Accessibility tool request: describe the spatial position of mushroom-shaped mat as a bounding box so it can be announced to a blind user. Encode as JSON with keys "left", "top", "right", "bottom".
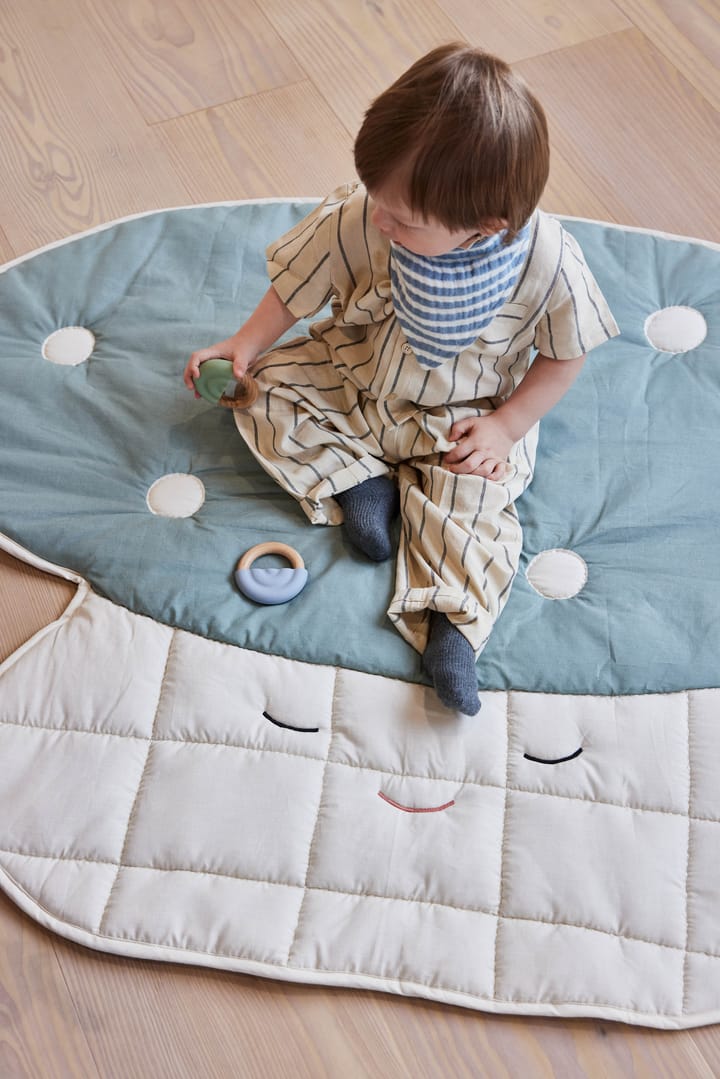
{"left": 0, "top": 201, "right": 719, "bottom": 1028}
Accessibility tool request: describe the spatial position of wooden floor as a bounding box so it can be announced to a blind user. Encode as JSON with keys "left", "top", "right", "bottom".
{"left": 1, "top": 1, "right": 719, "bottom": 1074}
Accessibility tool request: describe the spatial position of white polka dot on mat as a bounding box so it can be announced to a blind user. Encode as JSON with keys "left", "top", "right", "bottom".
{"left": 526, "top": 549, "right": 588, "bottom": 600}
{"left": 146, "top": 474, "right": 205, "bottom": 518}
{"left": 42, "top": 326, "right": 96, "bottom": 366}
{"left": 644, "top": 306, "right": 707, "bottom": 353}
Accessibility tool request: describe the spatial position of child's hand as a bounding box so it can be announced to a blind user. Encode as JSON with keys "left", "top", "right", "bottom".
{"left": 443, "top": 414, "right": 515, "bottom": 479}
{"left": 183, "top": 336, "right": 254, "bottom": 394}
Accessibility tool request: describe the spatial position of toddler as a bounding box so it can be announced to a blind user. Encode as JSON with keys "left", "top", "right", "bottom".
{"left": 184, "top": 43, "right": 619, "bottom": 715}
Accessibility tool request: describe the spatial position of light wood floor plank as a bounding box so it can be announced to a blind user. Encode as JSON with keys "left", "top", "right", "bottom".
{"left": 516, "top": 29, "right": 720, "bottom": 239}
{"left": 33, "top": 925, "right": 720, "bottom": 1079}
{"left": 613, "top": 0, "right": 720, "bottom": 112}
{"left": 0, "top": 897, "right": 99, "bottom": 1078}
{"left": 156, "top": 81, "right": 355, "bottom": 200}
{"left": 0, "top": 224, "right": 15, "bottom": 263}
{"left": 0, "top": 1, "right": 189, "bottom": 254}
{"left": 258, "top": 0, "right": 464, "bottom": 134}
{"left": 25, "top": 913, "right": 719, "bottom": 1079}
{"left": 0, "top": 552, "right": 76, "bottom": 665}
{"left": 436, "top": 0, "right": 631, "bottom": 62}
{"left": 540, "top": 143, "right": 618, "bottom": 223}
{"left": 78, "top": 0, "right": 304, "bottom": 125}
{"left": 1, "top": 1, "right": 720, "bottom": 1072}
{"left": 53, "top": 943, "right": 424, "bottom": 1079}
{"left": 691, "top": 1025, "right": 720, "bottom": 1075}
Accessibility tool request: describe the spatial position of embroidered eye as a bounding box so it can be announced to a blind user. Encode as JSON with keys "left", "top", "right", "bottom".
{"left": 262, "top": 711, "right": 319, "bottom": 734}
{"left": 523, "top": 748, "right": 583, "bottom": 765}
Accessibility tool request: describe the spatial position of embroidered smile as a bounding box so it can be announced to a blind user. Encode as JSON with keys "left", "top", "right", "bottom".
{"left": 377, "top": 791, "right": 455, "bottom": 813}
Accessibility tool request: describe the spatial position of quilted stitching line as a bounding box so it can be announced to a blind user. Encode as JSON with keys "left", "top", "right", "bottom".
{"left": 96, "top": 629, "right": 177, "bottom": 935}
{"left": 0, "top": 868, "right": 688, "bottom": 1016}
{"left": 485, "top": 910, "right": 688, "bottom": 955}
{"left": 2, "top": 846, "right": 718, "bottom": 959}
{"left": 501, "top": 785, "right": 700, "bottom": 821}
{"left": 285, "top": 667, "right": 341, "bottom": 965}
{"left": 0, "top": 845, "right": 302, "bottom": 889}
{"left": 0, "top": 717, "right": 709, "bottom": 823}
{"left": 292, "top": 891, "right": 690, "bottom": 955}
{"left": 0, "top": 856, "right": 692, "bottom": 1015}
{"left": 0, "top": 719, "right": 149, "bottom": 743}
{"left": 491, "top": 692, "right": 512, "bottom": 999}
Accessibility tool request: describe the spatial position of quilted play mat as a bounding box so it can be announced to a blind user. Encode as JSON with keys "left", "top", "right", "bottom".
{"left": 1, "top": 200, "right": 719, "bottom": 1028}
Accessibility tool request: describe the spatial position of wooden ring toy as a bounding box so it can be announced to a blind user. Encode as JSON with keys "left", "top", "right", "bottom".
{"left": 235, "top": 543, "right": 308, "bottom": 605}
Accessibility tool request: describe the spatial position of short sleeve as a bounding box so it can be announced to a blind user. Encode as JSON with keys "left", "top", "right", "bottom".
{"left": 266, "top": 185, "right": 352, "bottom": 320}
{"left": 534, "top": 229, "right": 620, "bottom": 359}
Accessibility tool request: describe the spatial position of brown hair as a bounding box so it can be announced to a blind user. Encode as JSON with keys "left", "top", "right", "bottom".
{"left": 354, "top": 44, "right": 549, "bottom": 242}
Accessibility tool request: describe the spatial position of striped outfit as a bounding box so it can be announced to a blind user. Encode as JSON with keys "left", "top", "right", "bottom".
{"left": 234, "top": 183, "right": 619, "bottom": 656}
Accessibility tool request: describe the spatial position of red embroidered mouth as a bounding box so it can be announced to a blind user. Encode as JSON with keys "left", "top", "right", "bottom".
{"left": 377, "top": 791, "right": 455, "bottom": 814}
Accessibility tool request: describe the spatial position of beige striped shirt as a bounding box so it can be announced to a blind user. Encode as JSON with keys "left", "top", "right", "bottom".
{"left": 266, "top": 182, "right": 619, "bottom": 420}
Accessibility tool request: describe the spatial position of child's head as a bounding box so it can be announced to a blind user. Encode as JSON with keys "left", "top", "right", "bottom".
{"left": 354, "top": 43, "right": 549, "bottom": 254}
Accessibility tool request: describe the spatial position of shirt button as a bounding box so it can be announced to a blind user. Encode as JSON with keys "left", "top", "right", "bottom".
{"left": 401, "top": 343, "right": 413, "bottom": 354}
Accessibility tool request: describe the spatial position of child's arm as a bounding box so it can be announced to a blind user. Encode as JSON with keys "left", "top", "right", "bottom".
{"left": 443, "top": 353, "right": 586, "bottom": 479}
{"left": 183, "top": 286, "right": 298, "bottom": 392}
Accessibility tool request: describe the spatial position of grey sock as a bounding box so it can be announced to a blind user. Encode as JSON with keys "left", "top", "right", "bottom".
{"left": 336, "top": 474, "right": 399, "bottom": 562}
{"left": 422, "top": 611, "right": 481, "bottom": 715}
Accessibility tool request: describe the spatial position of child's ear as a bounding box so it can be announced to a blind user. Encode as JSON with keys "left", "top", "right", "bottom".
{"left": 479, "top": 218, "right": 509, "bottom": 236}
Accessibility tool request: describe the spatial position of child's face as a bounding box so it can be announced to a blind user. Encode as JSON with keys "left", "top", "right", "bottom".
{"left": 369, "top": 187, "right": 505, "bottom": 257}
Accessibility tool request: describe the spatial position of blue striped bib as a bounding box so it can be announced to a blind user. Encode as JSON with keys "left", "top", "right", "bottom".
{"left": 390, "top": 221, "right": 531, "bottom": 368}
